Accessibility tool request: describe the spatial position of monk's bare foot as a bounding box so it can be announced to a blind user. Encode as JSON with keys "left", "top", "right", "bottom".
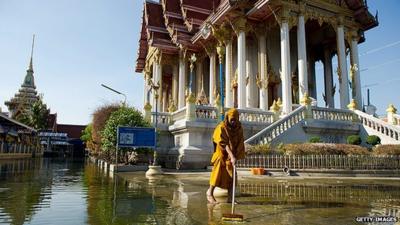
{"left": 206, "top": 190, "right": 218, "bottom": 204}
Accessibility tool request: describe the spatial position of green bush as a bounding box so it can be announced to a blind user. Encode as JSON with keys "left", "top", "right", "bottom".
{"left": 279, "top": 143, "right": 370, "bottom": 155}
{"left": 366, "top": 135, "right": 381, "bottom": 146}
{"left": 309, "top": 136, "right": 322, "bottom": 143}
{"left": 373, "top": 145, "right": 400, "bottom": 155}
{"left": 347, "top": 135, "right": 362, "bottom": 145}
{"left": 246, "top": 144, "right": 281, "bottom": 155}
{"left": 101, "top": 106, "right": 150, "bottom": 163}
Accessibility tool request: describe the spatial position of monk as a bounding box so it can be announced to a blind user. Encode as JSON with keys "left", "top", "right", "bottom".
{"left": 207, "top": 108, "right": 245, "bottom": 204}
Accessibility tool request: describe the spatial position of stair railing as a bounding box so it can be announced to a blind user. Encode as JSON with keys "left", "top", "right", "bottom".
{"left": 245, "top": 106, "right": 306, "bottom": 145}
{"left": 354, "top": 110, "right": 400, "bottom": 141}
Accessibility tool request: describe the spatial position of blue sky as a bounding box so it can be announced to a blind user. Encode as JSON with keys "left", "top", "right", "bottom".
{"left": 0, "top": 0, "right": 399, "bottom": 125}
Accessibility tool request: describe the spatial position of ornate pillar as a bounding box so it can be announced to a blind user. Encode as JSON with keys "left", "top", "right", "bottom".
{"left": 155, "top": 62, "right": 162, "bottom": 112}
{"left": 172, "top": 64, "right": 178, "bottom": 108}
{"left": 152, "top": 63, "right": 157, "bottom": 109}
{"left": 246, "top": 40, "right": 257, "bottom": 108}
{"left": 308, "top": 59, "right": 317, "bottom": 99}
{"left": 258, "top": 33, "right": 268, "bottom": 110}
{"left": 225, "top": 40, "right": 234, "bottom": 108}
{"left": 209, "top": 51, "right": 216, "bottom": 106}
{"left": 233, "top": 16, "right": 247, "bottom": 109}
{"left": 297, "top": 13, "right": 308, "bottom": 102}
{"left": 323, "top": 49, "right": 335, "bottom": 108}
{"left": 178, "top": 52, "right": 186, "bottom": 109}
{"left": 217, "top": 44, "right": 225, "bottom": 120}
{"left": 280, "top": 9, "right": 292, "bottom": 114}
{"left": 349, "top": 32, "right": 362, "bottom": 110}
{"left": 162, "top": 88, "right": 168, "bottom": 112}
{"left": 336, "top": 18, "right": 350, "bottom": 109}
{"left": 195, "top": 60, "right": 202, "bottom": 96}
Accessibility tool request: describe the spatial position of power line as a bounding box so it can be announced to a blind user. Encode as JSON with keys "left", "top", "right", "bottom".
{"left": 360, "top": 40, "right": 400, "bottom": 56}
{"left": 360, "top": 57, "right": 400, "bottom": 72}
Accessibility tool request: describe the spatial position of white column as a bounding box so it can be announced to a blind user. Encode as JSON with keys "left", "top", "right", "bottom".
{"left": 172, "top": 65, "right": 178, "bottom": 107}
{"left": 162, "top": 88, "right": 167, "bottom": 112}
{"left": 280, "top": 20, "right": 292, "bottom": 114}
{"left": 297, "top": 15, "right": 308, "bottom": 101}
{"left": 238, "top": 31, "right": 246, "bottom": 109}
{"left": 209, "top": 52, "right": 216, "bottom": 105}
{"left": 351, "top": 38, "right": 362, "bottom": 110}
{"left": 225, "top": 40, "right": 233, "bottom": 108}
{"left": 258, "top": 34, "right": 268, "bottom": 110}
{"left": 152, "top": 64, "right": 157, "bottom": 109}
{"left": 143, "top": 73, "right": 147, "bottom": 108}
{"left": 155, "top": 62, "right": 162, "bottom": 111}
{"left": 324, "top": 49, "right": 334, "bottom": 108}
{"left": 178, "top": 55, "right": 186, "bottom": 109}
{"left": 195, "top": 61, "right": 202, "bottom": 95}
{"left": 246, "top": 41, "right": 252, "bottom": 108}
{"left": 336, "top": 24, "right": 350, "bottom": 109}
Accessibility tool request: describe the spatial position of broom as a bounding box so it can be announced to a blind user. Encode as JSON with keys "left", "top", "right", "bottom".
{"left": 222, "top": 164, "right": 244, "bottom": 222}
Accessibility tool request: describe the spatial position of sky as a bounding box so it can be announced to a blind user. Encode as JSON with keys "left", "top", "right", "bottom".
{"left": 0, "top": 0, "right": 399, "bottom": 125}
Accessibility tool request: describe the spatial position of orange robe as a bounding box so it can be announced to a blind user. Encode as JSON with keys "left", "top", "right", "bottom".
{"left": 209, "top": 109, "right": 245, "bottom": 189}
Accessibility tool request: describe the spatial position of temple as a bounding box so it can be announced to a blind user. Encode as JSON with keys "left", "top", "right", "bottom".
{"left": 5, "top": 35, "right": 40, "bottom": 119}
{"left": 135, "top": 0, "right": 399, "bottom": 169}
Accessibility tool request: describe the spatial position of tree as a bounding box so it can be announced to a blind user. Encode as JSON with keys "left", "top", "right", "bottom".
{"left": 101, "top": 106, "right": 150, "bottom": 163}
{"left": 29, "top": 96, "right": 50, "bottom": 130}
{"left": 81, "top": 124, "right": 95, "bottom": 152}
{"left": 13, "top": 94, "right": 49, "bottom": 130}
{"left": 91, "top": 103, "right": 120, "bottom": 155}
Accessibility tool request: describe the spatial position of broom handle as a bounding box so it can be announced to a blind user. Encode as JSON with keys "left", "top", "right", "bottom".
{"left": 231, "top": 164, "right": 236, "bottom": 214}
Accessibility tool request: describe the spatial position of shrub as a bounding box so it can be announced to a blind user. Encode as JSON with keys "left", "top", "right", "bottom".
{"left": 246, "top": 144, "right": 280, "bottom": 155}
{"left": 347, "top": 135, "right": 362, "bottom": 145}
{"left": 101, "top": 106, "right": 150, "bottom": 164}
{"left": 372, "top": 145, "right": 400, "bottom": 155}
{"left": 366, "top": 135, "right": 381, "bottom": 146}
{"left": 92, "top": 103, "right": 120, "bottom": 155}
{"left": 309, "top": 136, "right": 322, "bottom": 143}
{"left": 279, "top": 143, "right": 370, "bottom": 155}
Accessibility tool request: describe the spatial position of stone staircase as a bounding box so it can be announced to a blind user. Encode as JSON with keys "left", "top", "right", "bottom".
{"left": 355, "top": 109, "right": 400, "bottom": 144}
{"left": 245, "top": 105, "right": 400, "bottom": 146}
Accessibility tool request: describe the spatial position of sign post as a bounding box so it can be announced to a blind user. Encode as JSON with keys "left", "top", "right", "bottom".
{"left": 115, "top": 126, "right": 156, "bottom": 173}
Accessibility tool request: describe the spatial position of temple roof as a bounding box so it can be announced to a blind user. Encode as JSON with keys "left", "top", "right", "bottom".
{"left": 161, "top": 0, "right": 197, "bottom": 50}
{"left": 136, "top": 0, "right": 221, "bottom": 72}
{"left": 180, "top": 0, "right": 218, "bottom": 32}
{"left": 136, "top": 0, "right": 378, "bottom": 72}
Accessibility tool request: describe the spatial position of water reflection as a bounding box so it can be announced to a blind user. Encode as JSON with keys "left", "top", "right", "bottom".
{"left": 0, "top": 159, "right": 399, "bottom": 225}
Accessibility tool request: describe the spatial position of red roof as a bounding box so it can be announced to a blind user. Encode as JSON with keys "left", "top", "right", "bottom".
{"left": 56, "top": 124, "right": 86, "bottom": 139}
{"left": 135, "top": 0, "right": 377, "bottom": 72}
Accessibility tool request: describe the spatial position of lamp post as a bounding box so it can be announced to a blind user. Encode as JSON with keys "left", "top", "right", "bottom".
{"left": 101, "top": 84, "right": 127, "bottom": 105}
{"left": 145, "top": 80, "right": 163, "bottom": 176}
{"left": 189, "top": 53, "right": 197, "bottom": 94}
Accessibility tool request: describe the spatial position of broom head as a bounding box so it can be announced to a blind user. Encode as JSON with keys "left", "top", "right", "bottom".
{"left": 222, "top": 213, "right": 244, "bottom": 222}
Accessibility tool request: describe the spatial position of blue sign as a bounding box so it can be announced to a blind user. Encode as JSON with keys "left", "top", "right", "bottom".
{"left": 117, "top": 126, "right": 155, "bottom": 148}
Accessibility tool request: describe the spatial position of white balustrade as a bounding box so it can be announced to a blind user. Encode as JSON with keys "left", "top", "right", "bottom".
{"left": 195, "top": 105, "right": 218, "bottom": 120}
{"left": 311, "top": 107, "right": 354, "bottom": 121}
{"left": 171, "top": 107, "right": 186, "bottom": 121}
{"left": 237, "top": 109, "right": 275, "bottom": 124}
{"left": 245, "top": 106, "right": 306, "bottom": 145}
{"left": 151, "top": 112, "right": 171, "bottom": 126}
{"left": 393, "top": 114, "right": 400, "bottom": 126}
{"left": 354, "top": 110, "right": 400, "bottom": 141}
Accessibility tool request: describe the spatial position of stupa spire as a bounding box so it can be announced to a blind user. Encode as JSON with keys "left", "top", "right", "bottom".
{"left": 28, "top": 34, "right": 35, "bottom": 71}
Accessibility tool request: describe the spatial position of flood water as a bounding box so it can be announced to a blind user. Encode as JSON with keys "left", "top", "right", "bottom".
{"left": 0, "top": 158, "right": 399, "bottom": 225}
